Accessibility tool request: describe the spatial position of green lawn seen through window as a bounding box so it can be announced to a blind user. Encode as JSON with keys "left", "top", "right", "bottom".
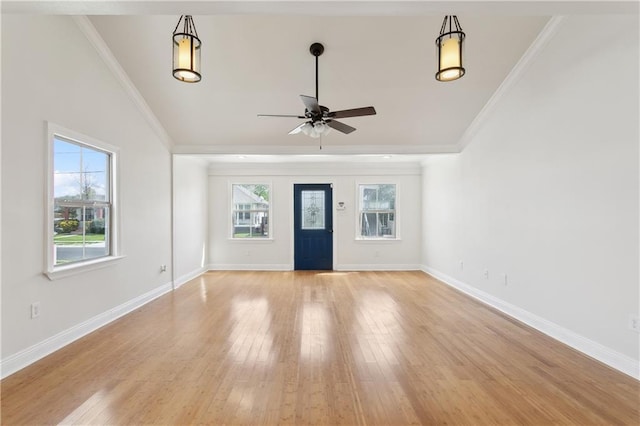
{"left": 53, "top": 234, "right": 105, "bottom": 245}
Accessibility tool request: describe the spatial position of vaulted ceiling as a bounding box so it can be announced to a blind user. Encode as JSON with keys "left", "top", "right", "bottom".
{"left": 4, "top": 1, "right": 635, "bottom": 158}
{"left": 89, "top": 14, "right": 547, "bottom": 155}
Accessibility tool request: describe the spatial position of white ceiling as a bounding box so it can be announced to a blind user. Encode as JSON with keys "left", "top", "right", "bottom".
{"left": 89, "top": 13, "right": 547, "bottom": 155}
{"left": 5, "top": 1, "right": 636, "bottom": 161}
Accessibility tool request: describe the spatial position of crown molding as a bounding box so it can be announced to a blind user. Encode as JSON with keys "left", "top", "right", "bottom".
{"left": 173, "top": 143, "right": 460, "bottom": 156}
{"left": 72, "top": 16, "right": 174, "bottom": 150}
{"left": 456, "top": 16, "right": 564, "bottom": 152}
{"left": 207, "top": 162, "right": 423, "bottom": 176}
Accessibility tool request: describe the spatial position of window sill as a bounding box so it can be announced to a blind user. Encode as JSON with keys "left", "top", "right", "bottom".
{"left": 45, "top": 255, "right": 125, "bottom": 281}
{"left": 227, "top": 238, "right": 274, "bottom": 243}
{"left": 355, "top": 237, "right": 402, "bottom": 243}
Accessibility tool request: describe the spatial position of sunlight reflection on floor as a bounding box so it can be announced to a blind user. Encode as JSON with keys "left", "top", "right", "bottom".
{"left": 58, "top": 389, "right": 109, "bottom": 425}
{"left": 300, "top": 302, "right": 331, "bottom": 362}
{"left": 229, "top": 297, "right": 275, "bottom": 365}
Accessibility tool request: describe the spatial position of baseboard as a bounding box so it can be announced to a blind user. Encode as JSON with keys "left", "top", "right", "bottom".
{"left": 421, "top": 265, "right": 640, "bottom": 380}
{"left": 0, "top": 281, "right": 173, "bottom": 379}
{"left": 335, "top": 264, "right": 421, "bottom": 271}
{"left": 174, "top": 267, "right": 207, "bottom": 289}
{"left": 206, "top": 264, "right": 421, "bottom": 272}
{"left": 207, "top": 264, "right": 293, "bottom": 271}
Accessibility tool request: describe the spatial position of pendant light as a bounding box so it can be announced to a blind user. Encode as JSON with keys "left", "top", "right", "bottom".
{"left": 435, "top": 15, "right": 465, "bottom": 82}
{"left": 172, "top": 15, "right": 201, "bottom": 83}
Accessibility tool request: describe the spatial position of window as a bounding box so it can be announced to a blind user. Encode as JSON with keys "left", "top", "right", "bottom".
{"left": 358, "top": 184, "right": 396, "bottom": 238}
{"left": 46, "top": 123, "right": 119, "bottom": 278}
{"left": 231, "top": 184, "right": 270, "bottom": 238}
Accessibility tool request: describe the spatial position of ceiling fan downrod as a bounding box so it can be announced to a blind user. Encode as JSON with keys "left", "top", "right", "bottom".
{"left": 310, "top": 42, "right": 324, "bottom": 102}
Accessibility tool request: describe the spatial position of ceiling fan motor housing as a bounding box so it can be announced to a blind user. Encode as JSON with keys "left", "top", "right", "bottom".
{"left": 305, "top": 105, "right": 329, "bottom": 122}
{"left": 310, "top": 43, "right": 324, "bottom": 57}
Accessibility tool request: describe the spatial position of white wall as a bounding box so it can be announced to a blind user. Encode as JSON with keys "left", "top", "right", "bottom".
{"left": 1, "top": 16, "right": 173, "bottom": 375}
{"left": 173, "top": 156, "right": 209, "bottom": 286}
{"left": 422, "top": 15, "right": 639, "bottom": 376}
{"left": 208, "top": 163, "right": 422, "bottom": 270}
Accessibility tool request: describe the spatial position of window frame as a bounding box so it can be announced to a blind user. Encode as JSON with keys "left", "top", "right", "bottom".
{"left": 229, "top": 182, "right": 273, "bottom": 240}
{"left": 45, "top": 123, "right": 122, "bottom": 280}
{"left": 355, "top": 182, "right": 399, "bottom": 240}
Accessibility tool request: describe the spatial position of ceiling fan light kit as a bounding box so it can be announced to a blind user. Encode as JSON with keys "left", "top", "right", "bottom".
{"left": 258, "top": 42, "right": 377, "bottom": 138}
{"left": 172, "top": 15, "right": 202, "bottom": 83}
{"left": 294, "top": 121, "right": 331, "bottom": 138}
{"left": 435, "top": 15, "right": 466, "bottom": 82}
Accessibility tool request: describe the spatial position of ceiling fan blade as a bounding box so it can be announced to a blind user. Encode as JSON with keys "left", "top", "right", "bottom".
{"left": 300, "top": 95, "right": 321, "bottom": 114}
{"left": 328, "top": 106, "right": 376, "bottom": 119}
{"left": 288, "top": 122, "right": 307, "bottom": 135}
{"left": 258, "top": 114, "right": 306, "bottom": 118}
{"left": 326, "top": 120, "right": 356, "bottom": 134}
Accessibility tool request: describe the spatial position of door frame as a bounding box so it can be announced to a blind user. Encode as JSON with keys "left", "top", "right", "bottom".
{"left": 289, "top": 180, "right": 337, "bottom": 270}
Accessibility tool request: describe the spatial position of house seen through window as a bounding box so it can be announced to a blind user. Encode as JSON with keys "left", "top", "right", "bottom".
{"left": 358, "top": 184, "right": 396, "bottom": 238}
{"left": 232, "top": 184, "right": 270, "bottom": 238}
{"left": 53, "top": 136, "right": 111, "bottom": 265}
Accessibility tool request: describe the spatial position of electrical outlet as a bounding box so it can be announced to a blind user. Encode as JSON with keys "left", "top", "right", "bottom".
{"left": 630, "top": 315, "right": 640, "bottom": 333}
{"left": 31, "top": 302, "right": 41, "bottom": 319}
{"left": 483, "top": 270, "right": 489, "bottom": 279}
{"left": 160, "top": 264, "right": 167, "bottom": 272}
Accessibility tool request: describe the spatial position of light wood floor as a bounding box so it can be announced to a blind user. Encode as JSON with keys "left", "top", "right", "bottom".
{"left": 2, "top": 271, "right": 638, "bottom": 425}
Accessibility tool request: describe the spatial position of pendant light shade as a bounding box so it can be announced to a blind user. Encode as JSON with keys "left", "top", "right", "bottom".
{"left": 172, "top": 15, "right": 201, "bottom": 83}
{"left": 435, "top": 15, "right": 465, "bottom": 82}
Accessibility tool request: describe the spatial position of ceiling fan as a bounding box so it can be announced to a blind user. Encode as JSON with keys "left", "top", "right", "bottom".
{"left": 258, "top": 42, "right": 376, "bottom": 138}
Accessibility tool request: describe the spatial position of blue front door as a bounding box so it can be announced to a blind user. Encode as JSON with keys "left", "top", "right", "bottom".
{"left": 294, "top": 184, "right": 333, "bottom": 270}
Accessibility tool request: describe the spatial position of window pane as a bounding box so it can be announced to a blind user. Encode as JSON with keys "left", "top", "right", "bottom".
{"left": 81, "top": 149, "right": 108, "bottom": 201}
{"left": 378, "top": 212, "right": 395, "bottom": 237}
{"left": 232, "top": 184, "right": 270, "bottom": 238}
{"left": 302, "top": 190, "right": 325, "bottom": 230}
{"left": 377, "top": 184, "right": 396, "bottom": 209}
{"left": 362, "top": 184, "right": 395, "bottom": 210}
{"left": 54, "top": 138, "right": 82, "bottom": 199}
{"left": 232, "top": 211, "right": 268, "bottom": 238}
{"left": 53, "top": 137, "right": 109, "bottom": 202}
{"left": 361, "top": 187, "right": 378, "bottom": 210}
{"left": 361, "top": 212, "right": 377, "bottom": 236}
{"left": 358, "top": 184, "right": 396, "bottom": 238}
{"left": 54, "top": 205, "right": 109, "bottom": 265}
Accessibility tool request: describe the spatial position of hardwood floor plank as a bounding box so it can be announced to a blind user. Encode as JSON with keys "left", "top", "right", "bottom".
{"left": 2, "top": 271, "right": 638, "bottom": 425}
